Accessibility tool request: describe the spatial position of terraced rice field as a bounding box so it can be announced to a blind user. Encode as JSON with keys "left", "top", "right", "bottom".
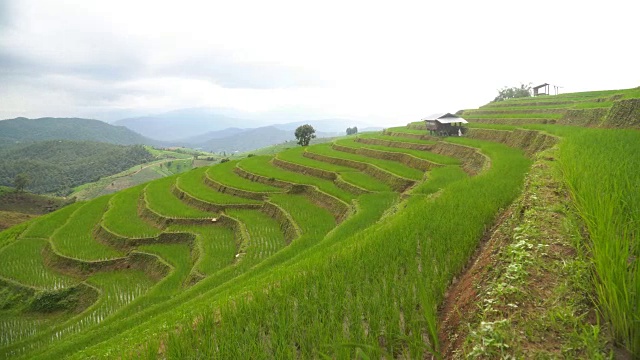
{"left": 1, "top": 93, "right": 637, "bottom": 359}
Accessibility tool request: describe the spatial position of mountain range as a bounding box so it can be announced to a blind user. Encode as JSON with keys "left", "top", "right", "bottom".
{"left": 1, "top": 109, "right": 382, "bottom": 153}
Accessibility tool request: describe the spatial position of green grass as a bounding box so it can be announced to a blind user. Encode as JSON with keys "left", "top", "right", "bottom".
{"left": 464, "top": 113, "right": 563, "bottom": 119}
{"left": 103, "top": 186, "right": 160, "bottom": 238}
{"left": 144, "top": 176, "right": 215, "bottom": 218}
{"left": 20, "top": 203, "right": 83, "bottom": 240}
{"left": 0, "top": 238, "right": 76, "bottom": 290}
{"left": 385, "top": 126, "right": 430, "bottom": 135}
{"left": 177, "top": 168, "right": 261, "bottom": 205}
{"left": 553, "top": 127, "right": 640, "bottom": 355}
{"left": 339, "top": 171, "right": 391, "bottom": 192}
{"left": 225, "top": 209, "right": 286, "bottom": 262}
{"left": 141, "top": 139, "right": 531, "bottom": 358}
{"left": 49, "top": 196, "right": 123, "bottom": 261}
{"left": 206, "top": 161, "right": 281, "bottom": 192}
{"left": 238, "top": 155, "right": 354, "bottom": 202}
{"left": 411, "top": 165, "right": 469, "bottom": 195}
{"left": 336, "top": 137, "right": 460, "bottom": 165}
{"left": 359, "top": 132, "right": 436, "bottom": 144}
{"left": 167, "top": 224, "right": 236, "bottom": 276}
{"left": 307, "top": 143, "right": 424, "bottom": 180}
{"left": 276, "top": 147, "right": 392, "bottom": 192}
{"left": 277, "top": 147, "right": 353, "bottom": 172}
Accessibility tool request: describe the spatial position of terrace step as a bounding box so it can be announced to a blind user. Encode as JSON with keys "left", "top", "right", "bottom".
{"left": 303, "top": 150, "right": 415, "bottom": 192}
{"left": 332, "top": 142, "right": 441, "bottom": 172}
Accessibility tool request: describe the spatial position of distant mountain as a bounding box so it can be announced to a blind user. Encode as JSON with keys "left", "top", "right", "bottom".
{"left": 0, "top": 117, "right": 156, "bottom": 147}
{"left": 114, "top": 108, "right": 257, "bottom": 141}
{"left": 197, "top": 126, "right": 295, "bottom": 153}
{"left": 176, "top": 127, "right": 246, "bottom": 144}
{"left": 271, "top": 119, "right": 374, "bottom": 133}
{"left": 113, "top": 108, "right": 379, "bottom": 142}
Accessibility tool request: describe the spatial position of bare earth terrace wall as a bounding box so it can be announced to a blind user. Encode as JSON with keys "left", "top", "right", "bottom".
{"left": 467, "top": 129, "right": 557, "bottom": 157}
{"left": 428, "top": 142, "right": 488, "bottom": 176}
{"left": 332, "top": 143, "right": 440, "bottom": 172}
{"left": 272, "top": 157, "right": 337, "bottom": 181}
{"left": 465, "top": 108, "right": 567, "bottom": 116}
{"left": 234, "top": 163, "right": 350, "bottom": 223}
{"left": 204, "top": 173, "right": 277, "bottom": 200}
{"left": 382, "top": 130, "right": 437, "bottom": 141}
{"left": 604, "top": 98, "right": 640, "bottom": 128}
{"left": 234, "top": 167, "right": 295, "bottom": 190}
{"left": 406, "top": 122, "right": 427, "bottom": 130}
{"left": 303, "top": 151, "right": 415, "bottom": 192}
{"left": 171, "top": 182, "right": 262, "bottom": 213}
{"left": 334, "top": 177, "right": 370, "bottom": 195}
{"left": 260, "top": 201, "right": 300, "bottom": 244}
{"left": 272, "top": 156, "right": 370, "bottom": 195}
{"left": 355, "top": 137, "right": 432, "bottom": 151}
{"left": 42, "top": 242, "right": 169, "bottom": 281}
{"left": 558, "top": 108, "right": 609, "bottom": 126}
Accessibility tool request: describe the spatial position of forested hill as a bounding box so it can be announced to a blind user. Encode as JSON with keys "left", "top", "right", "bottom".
{"left": 0, "top": 117, "right": 156, "bottom": 147}
{"left": 0, "top": 141, "right": 154, "bottom": 194}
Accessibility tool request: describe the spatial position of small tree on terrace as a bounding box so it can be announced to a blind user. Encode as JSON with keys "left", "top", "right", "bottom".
{"left": 13, "top": 173, "right": 29, "bottom": 192}
{"left": 295, "top": 124, "right": 316, "bottom": 146}
{"left": 493, "top": 83, "right": 532, "bottom": 102}
{"left": 346, "top": 126, "right": 358, "bottom": 135}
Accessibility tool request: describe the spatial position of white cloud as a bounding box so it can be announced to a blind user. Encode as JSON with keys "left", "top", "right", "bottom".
{"left": 1, "top": 0, "right": 638, "bottom": 125}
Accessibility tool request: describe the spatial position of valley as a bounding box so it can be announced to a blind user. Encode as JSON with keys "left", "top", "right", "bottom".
{"left": 0, "top": 87, "right": 638, "bottom": 358}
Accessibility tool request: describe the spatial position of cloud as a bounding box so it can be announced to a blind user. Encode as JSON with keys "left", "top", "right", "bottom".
{"left": 1, "top": 0, "right": 639, "bottom": 125}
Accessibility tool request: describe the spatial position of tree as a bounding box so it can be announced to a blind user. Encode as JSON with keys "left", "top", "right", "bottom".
{"left": 346, "top": 126, "right": 359, "bottom": 135}
{"left": 295, "top": 124, "right": 316, "bottom": 146}
{"left": 13, "top": 173, "right": 29, "bottom": 192}
{"left": 493, "top": 83, "right": 532, "bottom": 102}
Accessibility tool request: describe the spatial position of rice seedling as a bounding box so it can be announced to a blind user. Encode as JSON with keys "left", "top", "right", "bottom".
{"left": 339, "top": 171, "right": 391, "bottom": 192}
{"left": 0, "top": 238, "right": 76, "bottom": 290}
{"left": 307, "top": 143, "right": 424, "bottom": 180}
{"left": 144, "top": 177, "right": 214, "bottom": 218}
{"left": 358, "top": 132, "right": 437, "bottom": 145}
{"left": 338, "top": 137, "right": 460, "bottom": 165}
{"left": 20, "top": 202, "right": 83, "bottom": 240}
{"left": 555, "top": 127, "right": 640, "bottom": 355}
{"left": 49, "top": 196, "right": 123, "bottom": 261}
{"left": 166, "top": 224, "right": 236, "bottom": 276}
{"left": 225, "top": 209, "right": 286, "bottom": 262}
{"left": 176, "top": 168, "right": 261, "bottom": 205}
{"left": 135, "top": 138, "right": 530, "bottom": 358}
{"left": 206, "top": 161, "right": 281, "bottom": 192}
{"left": 102, "top": 186, "right": 161, "bottom": 238}
{"left": 277, "top": 147, "right": 353, "bottom": 172}
{"left": 238, "top": 155, "right": 355, "bottom": 202}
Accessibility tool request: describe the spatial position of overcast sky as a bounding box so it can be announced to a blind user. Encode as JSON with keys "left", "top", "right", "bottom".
{"left": 0, "top": 0, "right": 638, "bottom": 126}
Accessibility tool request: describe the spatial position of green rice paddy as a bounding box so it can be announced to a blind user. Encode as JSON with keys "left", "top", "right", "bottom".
{"left": 1, "top": 88, "right": 638, "bottom": 358}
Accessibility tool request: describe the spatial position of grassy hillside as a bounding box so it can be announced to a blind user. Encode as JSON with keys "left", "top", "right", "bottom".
{"left": 0, "top": 187, "right": 72, "bottom": 231}
{"left": 0, "top": 141, "right": 155, "bottom": 195}
{"left": 0, "top": 117, "right": 156, "bottom": 147}
{"left": 0, "top": 88, "right": 637, "bottom": 358}
{"left": 461, "top": 86, "right": 640, "bottom": 128}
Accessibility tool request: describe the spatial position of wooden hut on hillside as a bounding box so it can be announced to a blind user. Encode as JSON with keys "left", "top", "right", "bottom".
{"left": 422, "top": 113, "right": 468, "bottom": 136}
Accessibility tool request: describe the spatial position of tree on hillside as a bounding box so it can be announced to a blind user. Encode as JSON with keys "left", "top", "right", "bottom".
{"left": 295, "top": 124, "right": 316, "bottom": 146}
{"left": 493, "top": 83, "right": 532, "bottom": 102}
{"left": 13, "top": 173, "right": 29, "bottom": 192}
{"left": 346, "top": 126, "right": 358, "bottom": 135}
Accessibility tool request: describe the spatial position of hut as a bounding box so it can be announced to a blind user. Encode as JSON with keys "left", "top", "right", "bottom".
{"left": 422, "top": 113, "right": 468, "bottom": 136}
{"left": 533, "top": 83, "right": 550, "bottom": 96}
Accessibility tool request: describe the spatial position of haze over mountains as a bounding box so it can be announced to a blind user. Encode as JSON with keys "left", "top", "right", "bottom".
{"left": 1, "top": 108, "right": 381, "bottom": 153}
{"left": 114, "top": 107, "right": 380, "bottom": 142}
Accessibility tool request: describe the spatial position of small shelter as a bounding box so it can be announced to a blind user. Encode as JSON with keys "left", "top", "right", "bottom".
{"left": 533, "top": 83, "right": 550, "bottom": 96}
{"left": 422, "top": 113, "right": 468, "bottom": 136}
